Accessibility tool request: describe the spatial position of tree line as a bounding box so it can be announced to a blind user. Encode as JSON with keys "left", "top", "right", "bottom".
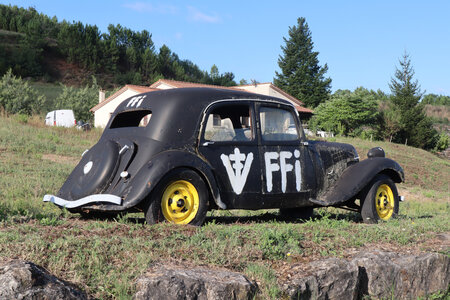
{"left": 0, "top": 7, "right": 447, "bottom": 151}
{"left": 0, "top": 4, "right": 236, "bottom": 87}
{"left": 274, "top": 18, "right": 448, "bottom": 151}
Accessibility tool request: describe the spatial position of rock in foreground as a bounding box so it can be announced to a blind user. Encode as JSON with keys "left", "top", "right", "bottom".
{"left": 282, "top": 257, "right": 360, "bottom": 300}
{"left": 0, "top": 260, "right": 86, "bottom": 300}
{"left": 133, "top": 264, "right": 257, "bottom": 300}
{"left": 283, "top": 250, "right": 450, "bottom": 300}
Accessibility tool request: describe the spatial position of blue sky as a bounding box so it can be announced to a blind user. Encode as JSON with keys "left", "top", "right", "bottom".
{"left": 4, "top": 0, "right": 450, "bottom": 95}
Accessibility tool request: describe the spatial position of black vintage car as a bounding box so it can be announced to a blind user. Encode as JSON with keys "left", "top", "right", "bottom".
{"left": 44, "top": 88, "right": 404, "bottom": 225}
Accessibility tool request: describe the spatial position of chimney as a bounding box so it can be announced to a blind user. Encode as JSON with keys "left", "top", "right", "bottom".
{"left": 99, "top": 89, "right": 105, "bottom": 103}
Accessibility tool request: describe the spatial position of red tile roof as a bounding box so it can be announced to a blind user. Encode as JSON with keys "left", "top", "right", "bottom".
{"left": 150, "top": 79, "right": 239, "bottom": 90}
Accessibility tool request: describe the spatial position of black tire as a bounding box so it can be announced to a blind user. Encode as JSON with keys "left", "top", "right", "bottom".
{"left": 361, "top": 174, "right": 399, "bottom": 224}
{"left": 145, "top": 169, "right": 209, "bottom": 226}
{"left": 279, "top": 207, "right": 314, "bottom": 221}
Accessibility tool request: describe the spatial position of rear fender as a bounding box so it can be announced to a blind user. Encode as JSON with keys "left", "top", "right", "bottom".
{"left": 121, "top": 150, "right": 224, "bottom": 210}
{"left": 312, "top": 157, "right": 404, "bottom": 206}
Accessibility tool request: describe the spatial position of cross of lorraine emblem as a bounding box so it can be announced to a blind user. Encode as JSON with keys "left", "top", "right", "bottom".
{"left": 220, "top": 148, "right": 253, "bottom": 195}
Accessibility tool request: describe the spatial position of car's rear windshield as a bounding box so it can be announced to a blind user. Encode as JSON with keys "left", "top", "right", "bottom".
{"left": 109, "top": 110, "right": 152, "bottom": 128}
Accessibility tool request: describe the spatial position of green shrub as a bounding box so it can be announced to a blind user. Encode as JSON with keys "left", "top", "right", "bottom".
{"left": 435, "top": 133, "right": 449, "bottom": 151}
{"left": 14, "top": 113, "right": 28, "bottom": 123}
{"left": 0, "top": 69, "right": 45, "bottom": 115}
{"left": 55, "top": 77, "right": 99, "bottom": 122}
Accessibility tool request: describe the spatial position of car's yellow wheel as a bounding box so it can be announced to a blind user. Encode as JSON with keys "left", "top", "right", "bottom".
{"left": 146, "top": 169, "right": 208, "bottom": 226}
{"left": 361, "top": 174, "right": 399, "bottom": 224}
{"left": 375, "top": 184, "right": 395, "bottom": 220}
{"left": 161, "top": 180, "right": 199, "bottom": 224}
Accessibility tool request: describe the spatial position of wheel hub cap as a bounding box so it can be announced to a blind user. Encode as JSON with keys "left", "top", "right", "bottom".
{"left": 375, "top": 184, "right": 395, "bottom": 220}
{"left": 161, "top": 180, "right": 199, "bottom": 224}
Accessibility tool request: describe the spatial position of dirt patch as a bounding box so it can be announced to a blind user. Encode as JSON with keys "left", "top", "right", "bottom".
{"left": 42, "top": 154, "right": 79, "bottom": 165}
{"left": 42, "top": 55, "right": 93, "bottom": 87}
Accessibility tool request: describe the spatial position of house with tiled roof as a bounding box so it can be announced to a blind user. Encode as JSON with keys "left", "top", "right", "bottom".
{"left": 91, "top": 85, "right": 158, "bottom": 128}
{"left": 91, "top": 79, "right": 313, "bottom": 128}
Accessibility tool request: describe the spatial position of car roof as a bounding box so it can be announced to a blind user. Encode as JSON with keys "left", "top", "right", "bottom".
{"left": 107, "top": 87, "right": 295, "bottom": 145}
{"left": 114, "top": 87, "right": 293, "bottom": 112}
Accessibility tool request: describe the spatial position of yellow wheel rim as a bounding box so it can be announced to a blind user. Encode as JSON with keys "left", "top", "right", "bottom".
{"left": 375, "top": 184, "right": 395, "bottom": 220}
{"left": 161, "top": 180, "right": 199, "bottom": 224}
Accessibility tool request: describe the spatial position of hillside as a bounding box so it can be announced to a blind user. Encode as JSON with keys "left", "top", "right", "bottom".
{"left": 0, "top": 29, "right": 112, "bottom": 87}
{"left": 0, "top": 115, "right": 448, "bottom": 299}
{"left": 425, "top": 104, "right": 450, "bottom": 134}
{"left": 0, "top": 29, "right": 91, "bottom": 84}
{"left": 0, "top": 4, "right": 237, "bottom": 88}
{"left": 333, "top": 136, "right": 449, "bottom": 192}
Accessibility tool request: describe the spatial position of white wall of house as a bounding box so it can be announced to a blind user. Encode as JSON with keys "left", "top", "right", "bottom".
{"left": 235, "top": 84, "right": 296, "bottom": 106}
{"left": 94, "top": 89, "right": 139, "bottom": 128}
{"left": 235, "top": 83, "right": 271, "bottom": 95}
{"left": 152, "top": 82, "right": 174, "bottom": 89}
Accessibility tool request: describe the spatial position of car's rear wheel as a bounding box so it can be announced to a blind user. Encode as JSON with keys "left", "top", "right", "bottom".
{"left": 361, "top": 174, "right": 399, "bottom": 224}
{"left": 145, "top": 169, "right": 208, "bottom": 226}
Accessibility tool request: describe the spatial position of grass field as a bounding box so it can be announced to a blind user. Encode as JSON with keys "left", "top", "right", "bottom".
{"left": 30, "top": 82, "right": 65, "bottom": 107}
{"left": 0, "top": 115, "right": 449, "bottom": 299}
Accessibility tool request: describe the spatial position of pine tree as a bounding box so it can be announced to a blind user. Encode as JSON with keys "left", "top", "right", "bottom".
{"left": 274, "top": 17, "right": 331, "bottom": 108}
{"left": 388, "top": 53, "right": 437, "bottom": 149}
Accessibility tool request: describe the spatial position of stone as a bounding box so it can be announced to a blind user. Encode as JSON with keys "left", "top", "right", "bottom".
{"left": 353, "top": 250, "right": 450, "bottom": 300}
{"left": 282, "top": 250, "right": 450, "bottom": 300}
{"left": 0, "top": 260, "right": 86, "bottom": 300}
{"left": 283, "top": 258, "right": 360, "bottom": 300}
{"left": 436, "top": 233, "right": 450, "bottom": 242}
{"left": 133, "top": 264, "right": 257, "bottom": 300}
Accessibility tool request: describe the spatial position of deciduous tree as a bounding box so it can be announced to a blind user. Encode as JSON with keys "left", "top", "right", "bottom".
{"left": 310, "top": 87, "right": 380, "bottom": 136}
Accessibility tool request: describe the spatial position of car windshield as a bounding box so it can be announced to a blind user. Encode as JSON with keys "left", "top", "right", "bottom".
{"left": 259, "top": 107, "right": 298, "bottom": 141}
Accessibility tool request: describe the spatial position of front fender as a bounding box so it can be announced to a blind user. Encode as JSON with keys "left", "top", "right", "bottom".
{"left": 121, "top": 150, "right": 225, "bottom": 210}
{"left": 312, "top": 157, "right": 404, "bottom": 206}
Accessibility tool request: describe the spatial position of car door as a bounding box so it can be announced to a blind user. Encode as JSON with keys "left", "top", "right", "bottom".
{"left": 197, "top": 101, "right": 263, "bottom": 209}
{"left": 257, "top": 103, "right": 316, "bottom": 208}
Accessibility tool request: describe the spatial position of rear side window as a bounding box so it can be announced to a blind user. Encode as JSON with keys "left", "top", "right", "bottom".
{"left": 259, "top": 107, "right": 299, "bottom": 141}
{"left": 203, "top": 104, "right": 253, "bottom": 142}
{"left": 109, "top": 110, "right": 152, "bottom": 128}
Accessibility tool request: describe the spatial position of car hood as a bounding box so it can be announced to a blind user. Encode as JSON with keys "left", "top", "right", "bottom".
{"left": 309, "top": 140, "right": 359, "bottom": 192}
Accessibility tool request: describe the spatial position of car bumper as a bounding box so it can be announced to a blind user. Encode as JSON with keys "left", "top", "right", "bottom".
{"left": 43, "top": 194, "right": 122, "bottom": 209}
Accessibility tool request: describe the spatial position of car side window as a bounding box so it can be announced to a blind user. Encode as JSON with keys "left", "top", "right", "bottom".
{"left": 203, "top": 104, "right": 253, "bottom": 142}
{"left": 109, "top": 110, "right": 152, "bottom": 128}
{"left": 259, "top": 106, "right": 299, "bottom": 141}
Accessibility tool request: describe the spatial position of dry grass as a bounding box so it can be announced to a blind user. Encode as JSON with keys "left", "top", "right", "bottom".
{"left": 425, "top": 104, "right": 450, "bottom": 121}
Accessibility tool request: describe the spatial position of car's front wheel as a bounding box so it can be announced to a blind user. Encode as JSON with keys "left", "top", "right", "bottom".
{"left": 145, "top": 169, "right": 209, "bottom": 226}
{"left": 361, "top": 174, "right": 399, "bottom": 224}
